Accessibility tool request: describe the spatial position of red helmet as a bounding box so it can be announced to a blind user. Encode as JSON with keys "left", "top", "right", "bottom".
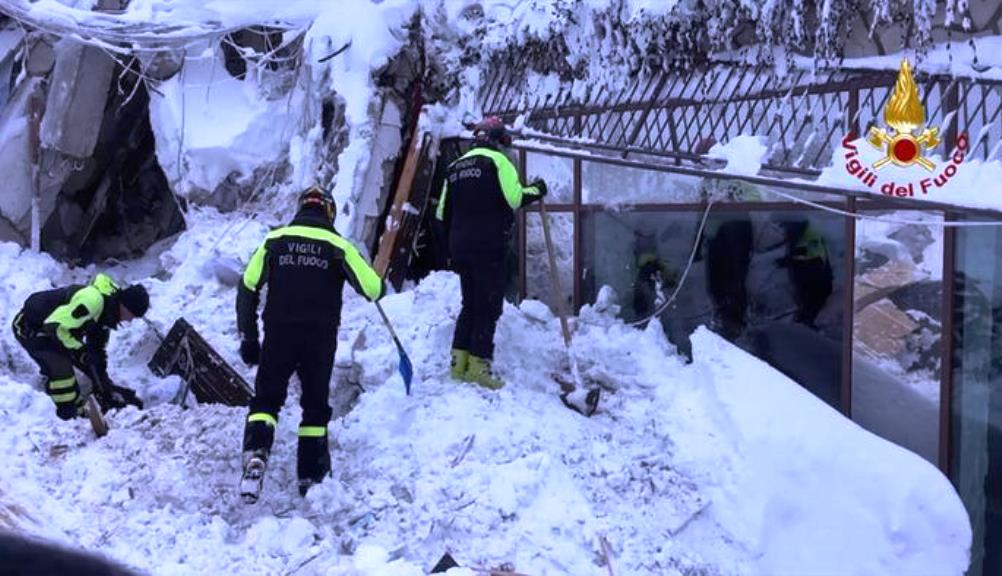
{"left": 473, "top": 116, "right": 512, "bottom": 147}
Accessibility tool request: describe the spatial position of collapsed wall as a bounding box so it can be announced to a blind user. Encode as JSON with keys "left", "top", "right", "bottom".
{"left": 0, "top": 16, "right": 185, "bottom": 262}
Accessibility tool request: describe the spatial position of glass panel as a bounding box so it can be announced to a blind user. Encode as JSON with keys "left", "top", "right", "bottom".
{"left": 580, "top": 206, "right": 846, "bottom": 408}
{"left": 952, "top": 224, "right": 1002, "bottom": 576}
{"left": 525, "top": 152, "right": 574, "bottom": 204}
{"left": 525, "top": 211, "right": 573, "bottom": 312}
{"left": 852, "top": 211, "right": 943, "bottom": 465}
{"left": 582, "top": 161, "right": 704, "bottom": 204}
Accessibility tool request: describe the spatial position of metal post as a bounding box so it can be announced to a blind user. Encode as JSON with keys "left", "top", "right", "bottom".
{"left": 573, "top": 157, "right": 582, "bottom": 311}
{"left": 841, "top": 195, "right": 856, "bottom": 417}
{"left": 940, "top": 211, "right": 957, "bottom": 476}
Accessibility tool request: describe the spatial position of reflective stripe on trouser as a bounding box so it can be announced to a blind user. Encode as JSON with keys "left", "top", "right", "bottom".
{"left": 243, "top": 412, "right": 277, "bottom": 454}
{"left": 47, "top": 377, "right": 79, "bottom": 405}
{"left": 11, "top": 312, "right": 25, "bottom": 340}
{"left": 298, "top": 425, "right": 326, "bottom": 437}
{"left": 13, "top": 325, "right": 78, "bottom": 406}
{"left": 248, "top": 322, "right": 336, "bottom": 428}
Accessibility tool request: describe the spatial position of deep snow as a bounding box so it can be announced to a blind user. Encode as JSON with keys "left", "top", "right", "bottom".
{"left": 0, "top": 1, "right": 980, "bottom": 573}
{"left": 0, "top": 206, "right": 972, "bottom": 575}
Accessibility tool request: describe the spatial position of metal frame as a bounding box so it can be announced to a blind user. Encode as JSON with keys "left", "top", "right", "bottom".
{"left": 509, "top": 139, "right": 970, "bottom": 475}
{"left": 940, "top": 212, "right": 957, "bottom": 474}
{"left": 480, "top": 57, "right": 1002, "bottom": 479}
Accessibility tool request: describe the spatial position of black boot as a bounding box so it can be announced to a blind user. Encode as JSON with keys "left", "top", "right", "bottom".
{"left": 240, "top": 416, "right": 276, "bottom": 504}
{"left": 297, "top": 433, "right": 331, "bottom": 497}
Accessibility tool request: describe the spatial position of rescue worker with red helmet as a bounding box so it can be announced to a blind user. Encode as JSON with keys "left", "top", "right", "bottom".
{"left": 236, "top": 185, "right": 384, "bottom": 502}
{"left": 435, "top": 116, "right": 547, "bottom": 389}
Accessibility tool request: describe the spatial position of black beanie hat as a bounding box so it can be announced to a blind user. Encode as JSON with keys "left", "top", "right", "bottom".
{"left": 119, "top": 284, "right": 149, "bottom": 317}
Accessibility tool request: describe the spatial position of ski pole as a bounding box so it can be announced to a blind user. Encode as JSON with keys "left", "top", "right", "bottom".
{"left": 375, "top": 301, "right": 413, "bottom": 395}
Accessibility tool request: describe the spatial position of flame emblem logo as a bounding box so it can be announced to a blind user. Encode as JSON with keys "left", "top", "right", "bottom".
{"left": 867, "top": 59, "right": 940, "bottom": 171}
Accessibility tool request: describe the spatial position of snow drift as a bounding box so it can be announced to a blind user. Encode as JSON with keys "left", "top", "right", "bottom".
{"left": 0, "top": 206, "right": 972, "bottom": 574}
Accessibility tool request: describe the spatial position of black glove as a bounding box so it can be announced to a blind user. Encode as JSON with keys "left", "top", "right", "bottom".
{"left": 97, "top": 384, "right": 144, "bottom": 411}
{"left": 55, "top": 402, "right": 79, "bottom": 421}
{"left": 70, "top": 348, "right": 90, "bottom": 370}
{"left": 530, "top": 178, "right": 548, "bottom": 197}
{"left": 240, "top": 339, "right": 260, "bottom": 366}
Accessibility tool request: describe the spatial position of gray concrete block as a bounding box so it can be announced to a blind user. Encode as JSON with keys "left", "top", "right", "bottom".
{"left": 40, "top": 39, "right": 116, "bottom": 158}
{"left": 0, "top": 79, "right": 41, "bottom": 241}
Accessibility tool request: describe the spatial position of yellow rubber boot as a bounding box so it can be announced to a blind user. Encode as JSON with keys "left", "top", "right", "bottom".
{"left": 465, "top": 356, "right": 504, "bottom": 390}
{"left": 450, "top": 349, "right": 469, "bottom": 381}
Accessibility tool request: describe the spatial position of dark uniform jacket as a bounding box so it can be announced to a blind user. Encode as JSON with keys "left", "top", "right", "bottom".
{"left": 435, "top": 143, "right": 542, "bottom": 257}
{"left": 14, "top": 273, "right": 122, "bottom": 376}
{"left": 236, "top": 208, "right": 384, "bottom": 342}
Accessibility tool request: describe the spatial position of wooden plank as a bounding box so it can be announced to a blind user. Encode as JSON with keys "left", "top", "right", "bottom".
{"left": 387, "top": 133, "right": 440, "bottom": 289}
{"left": 374, "top": 129, "right": 423, "bottom": 277}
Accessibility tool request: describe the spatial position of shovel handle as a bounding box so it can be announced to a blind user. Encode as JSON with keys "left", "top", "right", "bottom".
{"left": 538, "top": 198, "right": 573, "bottom": 347}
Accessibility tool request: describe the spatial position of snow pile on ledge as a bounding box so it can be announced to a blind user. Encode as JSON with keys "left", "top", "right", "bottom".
{"left": 816, "top": 135, "right": 1002, "bottom": 213}
{"left": 0, "top": 207, "right": 972, "bottom": 575}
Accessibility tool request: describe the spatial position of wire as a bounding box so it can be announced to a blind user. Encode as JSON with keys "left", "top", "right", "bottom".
{"left": 765, "top": 188, "right": 1002, "bottom": 227}
{"left": 628, "top": 199, "right": 714, "bottom": 327}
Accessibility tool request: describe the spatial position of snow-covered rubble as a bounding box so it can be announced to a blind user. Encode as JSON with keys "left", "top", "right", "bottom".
{"left": 0, "top": 1, "right": 981, "bottom": 574}
{"left": 0, "top": 207, "right": 972, "bottom": 575}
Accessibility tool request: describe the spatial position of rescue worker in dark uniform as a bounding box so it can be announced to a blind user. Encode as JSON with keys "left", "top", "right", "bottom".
{"left": 706, "top": 217, "right": 754, "bottom": 341}
{"left": 237, "top": 186, "right": 384, "bottom": 501}
{"left": 776, "top": 220, "right": 833, "bottom": 327}
{"left": 435, "top": 117, "right": 546, "bottom": 390}
{"left": 631, "top": 232, "right": 678, "bottom": 322}
{"left": 11, "top": 273, "right": 148, "bottom": 419}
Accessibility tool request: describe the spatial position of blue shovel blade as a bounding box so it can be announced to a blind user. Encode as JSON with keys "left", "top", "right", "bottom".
{"left": 398, "top": 352, "right": 413, "bottom": 395}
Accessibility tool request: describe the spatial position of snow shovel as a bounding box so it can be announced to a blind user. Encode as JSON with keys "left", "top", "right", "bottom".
{"left": 375, "top": 302, "right": 413, "bottom": 395}
{"left": 537, "top": 197, "right": 600, "bottom": 417}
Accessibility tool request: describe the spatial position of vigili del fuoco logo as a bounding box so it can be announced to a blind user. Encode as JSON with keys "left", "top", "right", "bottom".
{"left": 841, "top": 59, "right": 968, "bottom": 197}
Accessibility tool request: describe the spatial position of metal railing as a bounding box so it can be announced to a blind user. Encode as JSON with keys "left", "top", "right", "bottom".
{"left": 481, "top": 61, "right": 1002, "bottom": 175}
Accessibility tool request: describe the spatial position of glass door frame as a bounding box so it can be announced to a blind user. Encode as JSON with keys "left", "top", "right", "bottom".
{"left": 505, "top": 141, "right": 997, "bottom": 476}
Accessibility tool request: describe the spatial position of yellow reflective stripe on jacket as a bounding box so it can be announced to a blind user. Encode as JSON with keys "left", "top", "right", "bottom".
{"left": 257, "top": 225, "right": 383, "bottom": 301}
{"left": 43, "top": 286, "right": 104, "bottom": 350}
{"left": 49, "top": 376, "right": 76, "bottom": 390}
{"left": 794, "top": 228, "right": 828, "bottom": 262}
{"left": 248, "top": 413, "right": 277, "bottom": 427}
{"left": 50, "top": 391, "right": 78, "bottom": 404}
{"left": 452, "top": 148, "right": 540, "bottom": 210}
{"left": 298, "top": 426, "right": 326, "bottom": 437}
{"left": 242, "top": 243, "right": 269, "bottom": 291}
{"left": 435, "top": 180, "right": 448, "bottom": 221}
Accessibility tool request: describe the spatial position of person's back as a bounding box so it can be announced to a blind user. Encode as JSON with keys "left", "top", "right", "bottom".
{"left": 236, "top": 186, "right": 383, "bottom": 502}
{"left": 252, "top": 210, "right": 353, "bottom": 328}
{"left": 434, "top": 117, "right": 547, "bottom": 389}
{"left": 444, "top": 145, "right": 521, "bottom": 257}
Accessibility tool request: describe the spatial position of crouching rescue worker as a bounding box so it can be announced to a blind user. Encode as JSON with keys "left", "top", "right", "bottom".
{"left": 435, "top": 116, "right": 546, "bottom": 390}
{"left": 237, "top": 185, "right": 384, "bottom": 503}
{"left": 11, "top": 274, "right": 148, "bottom": 420}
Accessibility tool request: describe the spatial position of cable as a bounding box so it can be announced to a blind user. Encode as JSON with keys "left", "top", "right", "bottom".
{"left": 628, "top": 199, "right": 714, "bottom": 327}
{"left": 765, "top": 188, "right": 1002, "bottom": 227}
